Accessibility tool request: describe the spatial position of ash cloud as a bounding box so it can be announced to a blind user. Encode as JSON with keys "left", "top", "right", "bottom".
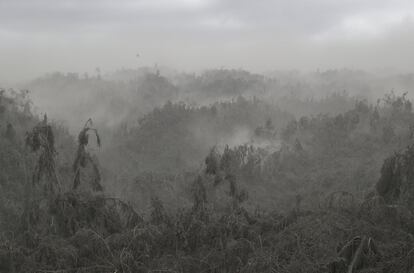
{"left": 1, "top": 0, "right": 414, "bottom": 82}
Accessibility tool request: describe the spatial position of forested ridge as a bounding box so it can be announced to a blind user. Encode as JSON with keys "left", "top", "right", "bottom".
{"left": 3, "top": 0, "right": 414, "bottom": 270}
{"left": 2, "top": 76, "right": 414, "bottom": 272}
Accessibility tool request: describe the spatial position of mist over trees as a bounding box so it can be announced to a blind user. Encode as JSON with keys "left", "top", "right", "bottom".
{"left": 3, "top": 0, "right": 414, "bottom": 270}
{"left": 1, "top": 68, "right": 414, "bottom": 272}
{"left": 21, "top": 68, "right": 414, "bottom": 132}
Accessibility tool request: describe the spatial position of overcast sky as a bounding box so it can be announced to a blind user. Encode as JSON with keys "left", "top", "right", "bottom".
{"left": 1, "top": 0, "right": 414, "bottom": 82}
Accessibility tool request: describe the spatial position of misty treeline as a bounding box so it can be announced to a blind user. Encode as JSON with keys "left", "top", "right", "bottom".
{"left": 23, "top": 68, "right": 414, "bottom": 131}
{"left": 1, "top": 73, "right": 414, "bottom": 272}
{"left": 105, "top": 90, "right": 414, "bottom": 212}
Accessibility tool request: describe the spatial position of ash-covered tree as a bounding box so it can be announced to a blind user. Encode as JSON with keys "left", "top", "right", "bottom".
{"left": 25, "top": 114, "right": 60, "bottom": 194}
{"left": 73, "top": 118, "right": 103, "bottom": 191}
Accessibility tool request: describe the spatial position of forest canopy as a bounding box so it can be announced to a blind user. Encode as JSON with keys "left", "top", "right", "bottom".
{"left": 1, "top": 68, "right": 414, "bottom": 272}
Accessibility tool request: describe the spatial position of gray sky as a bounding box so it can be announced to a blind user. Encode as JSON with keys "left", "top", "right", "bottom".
{"left": 1, "top": 0, "right": 414, "bottom": 82}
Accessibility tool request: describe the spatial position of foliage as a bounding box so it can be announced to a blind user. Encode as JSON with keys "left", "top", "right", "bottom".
{"left": 73, "top": 118, "right": 102, "bottom": 191}
{"left": 26, "top": 114, "right": 60, "bottom": 195}
{"left": 2, "top": 89, "right": 414, "bottom": 273}
{"left": 376, "top": 144, "right": 414, "bottom": 211}
{"left": 101, "top": 97, "right": 293, "bottom": 181}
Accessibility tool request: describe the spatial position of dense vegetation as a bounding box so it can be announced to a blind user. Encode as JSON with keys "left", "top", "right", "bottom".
{"left": 2, "top": 77, "right": 414, "bottom": 273}
{"left": 23, "top": 68, "right": 414, "bottom": 131}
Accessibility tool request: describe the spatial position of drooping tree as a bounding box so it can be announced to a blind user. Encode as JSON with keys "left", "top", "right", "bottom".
{"left": 73, "top": 118, "right": 102, "bottom": 191}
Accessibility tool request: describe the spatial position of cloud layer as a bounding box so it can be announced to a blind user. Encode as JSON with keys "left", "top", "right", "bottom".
{"left": 1, "top": 0, "right": 414, "bottom": 81}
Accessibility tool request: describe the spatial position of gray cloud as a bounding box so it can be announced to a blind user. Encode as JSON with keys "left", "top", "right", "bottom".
{"left": 0, "top": 0, "right": 414, "bottom": 82}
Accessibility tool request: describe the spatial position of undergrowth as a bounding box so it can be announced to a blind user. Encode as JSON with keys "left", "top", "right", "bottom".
{"left": 1, "top": 90, "right": 414, "bottom": 273}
